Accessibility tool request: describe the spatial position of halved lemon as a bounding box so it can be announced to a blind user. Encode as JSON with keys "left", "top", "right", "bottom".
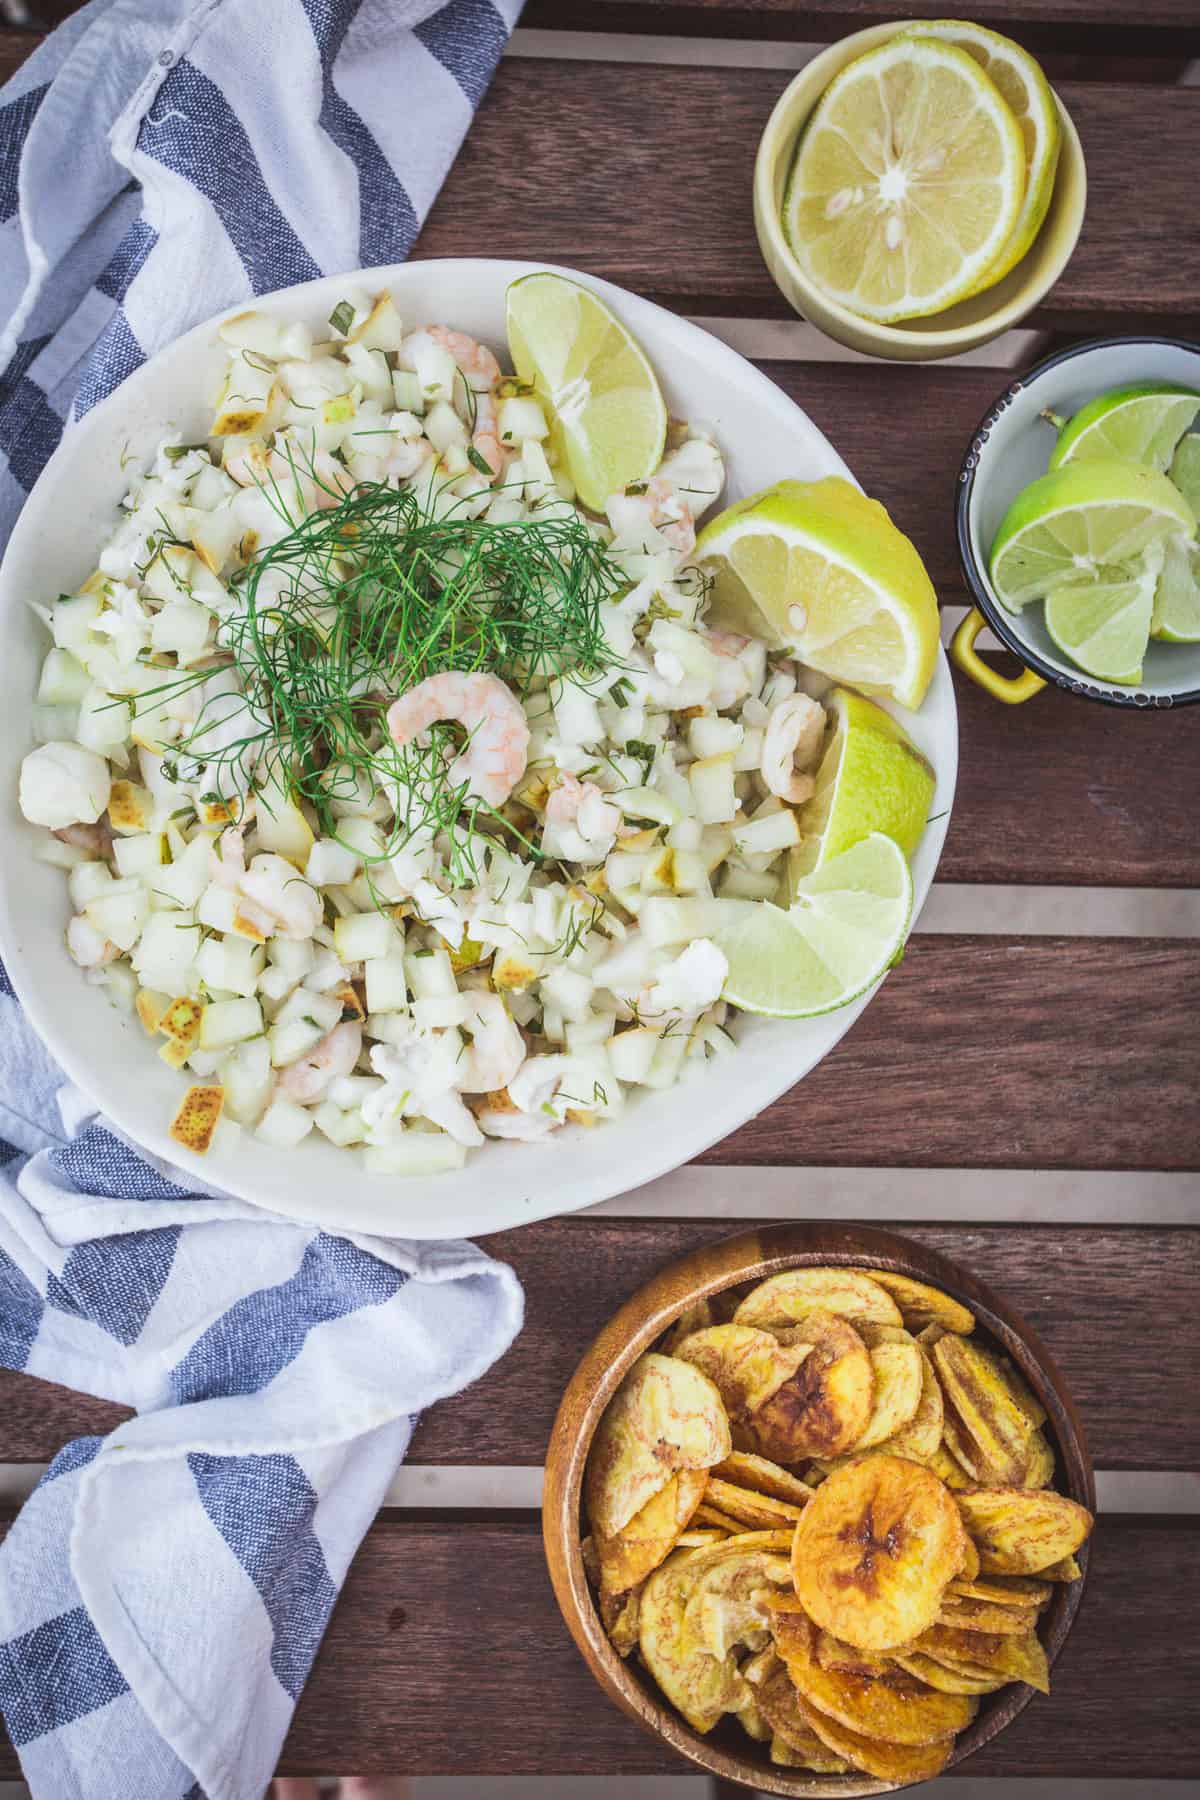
{"left": 900, "top": 19, "right": 1060, "bottom": 285}
{"left": 506, "top": 272, "right": 667, "bottom": 511}
{"left": 783, "top": 37, "right": 1027, "bottom": 323}
{"left": 695, "top": 477, "right": 940, "bottom": 710}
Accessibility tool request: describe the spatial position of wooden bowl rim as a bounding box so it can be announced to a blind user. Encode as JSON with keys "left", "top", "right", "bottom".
{"left": 543, "top": 1223, "right": 1095, "bottom": 1798}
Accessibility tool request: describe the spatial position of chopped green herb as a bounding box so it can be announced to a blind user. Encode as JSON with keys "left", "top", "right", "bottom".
{"left": 329, "top": 301, "right": 355, "bottom": 336}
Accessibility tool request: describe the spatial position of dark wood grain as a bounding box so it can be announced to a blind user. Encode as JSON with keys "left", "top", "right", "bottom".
{"left": 270, "top": 1514, "right": 1193, "bottom": 1777}
{"left": 2, "top": 1224, "right": 1195, "bottom": 1469}
{"left": 416, "top": 63, "right": 1200, "bottom": 335}
{"left": 525, "top": 0, "right": 1200, "bottom": 54}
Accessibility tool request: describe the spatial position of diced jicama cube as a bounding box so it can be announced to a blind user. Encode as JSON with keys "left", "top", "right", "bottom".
{"left": 731, "top": 810, "right": 801, "bottom": 857}
{"left": 497, "top": 395, "right": 548, "bottom": 443}
{"left": 132, "top": 913, "right": 202, "bottom": 990}
{"left": 688, "top": 714, "right": 742, "bottom": 759}
{"left": 363, "top": 1134, "right": 467, "bottom": 1177}
{"left": 113, "top": 833, "right": 166, "bottom": 879}
{"left": 255, "top": 1098, "right": 314, "bottom": 1149}
{"left": 639, "top": 896, "right": 741, "bottom": 947}
{"left": 269, "top": 1018, "right": 325, "bottom": 1068}
{"left": 195, "top": 935, "right": 265, "bottom": 999}
{"left": 219, "top": 310, "right": 313, "bottom": 362}
{"left": 274, "top": 987, "right": 342, "bottom": 1034}
{"left": 84, "top": 885, "right": 149, "bottom": 953}
{"left": 313, "top": 1102, "right": 365, "bottom": 1147}
{"left": 158, "top": 838, "right": 216, "bottom": 910}
{"left": 69, "top": 861, "right": 114, "bottom": 908}
{"left": 405, "top": 945, "right": 456, "bottom": 1000}
{"left": 37, "top": 648, "right": 90, "bottom": 707}
{"left": 76, "top": 684, "right": 130, "bottom": 756}
{"left": 689, "top": 754, "right": 738, "bottom": 825}
{"left": 306, "top": 838, "right": 359, "bottom": 887}
{"left": 365, "top": 953, "right": 408, "bottom": 1014}
{"left": 608, "top": 1027, "right": 661, "bottom": 1085}
{"left": 333, "top": 911, "right": 397, "bottom": 962}
{"left": 199, "top": 996, "right": 263, "bottom": 1050}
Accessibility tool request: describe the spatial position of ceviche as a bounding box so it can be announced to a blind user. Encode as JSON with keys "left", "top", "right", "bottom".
{"left": 17, "top": 274, "right": 939, "bottom": 1175}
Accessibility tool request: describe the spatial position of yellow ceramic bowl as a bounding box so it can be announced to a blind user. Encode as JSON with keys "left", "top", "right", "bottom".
{"left": 754, "top": 22, "right": 1088, "bottom": 362}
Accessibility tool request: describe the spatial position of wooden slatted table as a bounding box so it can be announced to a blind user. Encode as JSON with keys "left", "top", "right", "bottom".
{"left": 1, "top": 3, "right": 1198, "bottom": 1795}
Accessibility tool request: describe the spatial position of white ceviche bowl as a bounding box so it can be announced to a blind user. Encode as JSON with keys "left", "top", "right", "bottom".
{"left": 0, "top": 259, "right": 957, "bottom": 1238}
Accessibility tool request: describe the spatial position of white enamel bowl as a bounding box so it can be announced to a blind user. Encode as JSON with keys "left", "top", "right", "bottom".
{"left": 0, "top": 259, "right": 957, "bottom": 1238}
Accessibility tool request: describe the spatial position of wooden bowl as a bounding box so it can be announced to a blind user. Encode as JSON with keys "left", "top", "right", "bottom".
{"left": 543, "top": 1223, "right": 1095, "bottom": 1796}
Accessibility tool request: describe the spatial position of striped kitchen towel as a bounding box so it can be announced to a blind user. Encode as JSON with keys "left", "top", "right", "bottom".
{"left": 0, "top": 961, "right": 524, "bottom": 1800}
{"left": 0, "top": 4, "right": 525, "bottom": 1794}
{"left": 0, "top": 0, "right": 522, "bottom": 546}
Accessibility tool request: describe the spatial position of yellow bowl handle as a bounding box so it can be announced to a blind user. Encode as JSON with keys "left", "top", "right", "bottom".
{"left": 951, "top": 607, "right": 1047, "bottom": 704}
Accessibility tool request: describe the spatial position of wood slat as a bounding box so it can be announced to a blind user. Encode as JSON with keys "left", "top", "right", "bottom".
{"left": 272, "top": 1514, "right": 1194, "bottom": 1777}
{"left": 417, "top": 64, "right": 1200, "bottom": 336}
{"left": 2, "top": 1222, "right": 1196, "bottom": 1468}
{"left": 523, "top": 0, "right": 1200, "bottom": 53}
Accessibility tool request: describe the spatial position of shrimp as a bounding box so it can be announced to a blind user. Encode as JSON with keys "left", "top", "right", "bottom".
{"left": 546, "top": 773, "right": 621, "bottom": 838}
{"left": 703, "top": 629, "right": 754, "bottom": 711}
{"left": 239, "top": 853, "right": 324, "bottom": 939}
{"left": 53, "top": 821, "right": 112, "bottom": 858}
{"left": 761, "top": 693, "right": 826, "bottom": 804}
{"left": 276, "top": 1021, "right": 362, "bottom": 1103}
{"left": 387, "top": 671, "right": 529, "bottom": 809}
{"left": 383, "top": 435, "right": 433, "bottom": 482}
{"left": 453, "top": 992, "right": 526, "bottom": 1094}
{"left": 645, "top": 475, "right": 696, "bottom": 555}
{"left": 427, "top": 326, "right": 501, "bottom": 393}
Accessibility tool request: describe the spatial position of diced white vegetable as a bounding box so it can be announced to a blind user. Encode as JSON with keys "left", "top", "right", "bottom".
{"left": 212, "top": 351, "right": 276, "bottom": 436}
{"left": 404, "top": 333, "right": 458, "bottom": 405}
{"left": 34, "top": 834, "right": 90, "bottom": 871}
{"left": 349, "top": 292, "right": 405, "bottom": 352}
{"left": 269, "top": 1017, "right": 325, "bottom": 1067}
{"left": 617, "top": 786, "right": 682, "bottom": 828}
{"left": 497, "top": 395, "right": 548, "bottom": 444}
{"left": 151, "top": 596, "right": 212, "bottom": 665}
{"left": 75, "top": 685, "right": 130, "bottom": 757}
{"left": 195, "top": 936, "right": 265, "bottom": 999}
{"left": 328, "top": 1074, "right": 384, "bottom": 1109}
{"left": 19, "top": 741, "right": 111, "bottom": 828}
{"left": 306, "top": 838, "right": 359, "bottom": 887}
{"left": 275, "top": 987, "right": 342, "bottom": 1034}
{"left": 608, "top": 1027, "right": 661, "bottom": 1085}
{"left": 199, "top": 997, "right": 263, "bottom": 1050}
{"left": 254, "top": 774, "right": 314, "bottom": 861}
{"left": 405, "top": 946, "right": 457, "bottom": 1000}
{"left": 220, "top": 1036, "right": 274, "bottom": 1126}
{"left": 69, "top": 861, "right": 114, "bottom": 908}
{"left": 639, "top": 896, "right": 744, "bottom": 947}
{"left": 423, "top": 399, "right": 468, "bottom": 454}
{"left": 689, "top": 754, "right": 738, "bottom": 825}
{"left": 391, "top": 370, "right": 425, "bottom": 414}
{"left": 267, "top": 937, "right": 316, "bottom": 981}
{"left": 113, "top": 832, "right": 165, "bottom": 880}
{"left": 38, "top": 649, "right": 91, "bottom": 707}
{"left": 131, "top": 912, "right": 202, "bottom": 989}
{"left": 540, "top": 966, "right": 593, "bottom": 1022}
{"left": 306, "top": 947, "right": 351, "bottom": 992}
{"left": 552, "top": 679, "right": 603, "bottom": 748}
{"left": 157, "top": 837, "right": 216, "bottom": 910}
{"left": 333, "top": 912, "right": 397, "bottom": 962}
{"left": 720, "top": 864, "right": 782, "bottom": 901}
{"left": 363, "top": 1134, "right": 467, "bottom": 1177}
{"left": 314, "top": 1102, "right": 364, "bottom": 1147}
{"left": 643, "top": 1030, "right": 690, "bottom": 1090}
{"left": 84, "top": 886, "right": 149, "bottom": 953}
{"left": 365, "top": 953, "right": 408, "bottom": 1014}
{"left": 219, "top": 310, "right": 313, "bottom": 362}
{"left": 52, "top": 592, "right": 103, "bottom": 659}
{"left": 731, "top": 810, "right": 801, "bottom": 857}
{"left": 67, "top": 915, "right": 115, "bottom": 968}
{"left": 688, "top": 714, "right": 742, "bottom": 759}
{"left": 255, "top": 1097, "right": 315, "bottom": 1149}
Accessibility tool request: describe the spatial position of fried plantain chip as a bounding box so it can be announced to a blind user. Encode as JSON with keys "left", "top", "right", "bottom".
{"left": 918, "top": 1322, "right": 949, "bottom": 1347}
{"left": 660, "top": 1297, "right": 715, "bottom": 1354}
{"left": 712, "top": 1451, "right": 815, "bottom": 1508}
{"left": 638, "top": 1538, "right": 793, "bottom": 1733}
{"left": 851, "top": 1324, "right": 924, "bottom": 1451}
{"left": 956, "top": 1486, "right": 1093, "bottom": 1576}
{"left": 735, "top": 1267, "right": 902, "bottom": 1330}
{"left": 791, "top": 1454, "right": 969, "bottom": 1651}
{"left": 685, "top": 1549, "right": 793, "bottom": 1660}
{"left": 815, "top": 1631, "right": 895, "bottom": 1681}
{"left": 848, "top": 1269, "right": 974, "bottom": 1336}
{"left": 749, "top": 1311, "right": 874, "bottom": 1463}
{"left": 704, "top": 1477, "right": 806, "bottom": 1531}
{"left": 949, "top": 1573, "right": 1052, "bottom": 1608}
{"left": 1021, "top": 1428, "right": 1056, "bottom": 1489}
{"left": 733, "top": 1689, "right": 772, "bottom": 1742}
{"left": 885, "top": 1342, "right": 945, "bottom": 1460}
{"left": 1041, "top": 1553, "right": 1083, "bottom": 1581}
{"left": 934, "top": 1336, "right": 1046, "bottom": 1485}
{"left": 585, "top": 1352, "right": 731, "bottom": 1540}
{"left": 957, "top": 1532, "right": 981, "bottom": 1582}
{"left": 676, "top": 1528, "right": 728, "bottom": 1549}
{"left": 750, "top": 1663, "right": 857, "bottom": 1772}
{"left": 928, "top": 1442, "right": 973, "bottom": 1490}
{"left": 596, "top": 1466, "right": 708, "bottom": 1596}
{"left": 673, "top": 1324, "right": 813, "bottom": 1423}
{"left": 771, "top": 1606, "right": 976, "bottom": 1745}
{"left": 693, "top": 1503, "right": 752, "bottom": 1534}
{"left": 891, "top": 1649, "right": 1009, "bottom": 1695}
{"left": 914, "top": 1622, "right": 1050, "bottom": 1694}
{"left": 937, "top": 1596, "right": 1038, "bottom": 1636}
{"left": 792, "top": 1688, "right": 956, "bottom": 1782}
{"left": 600, "top": 1584, "right": 641, "bottom": 1657}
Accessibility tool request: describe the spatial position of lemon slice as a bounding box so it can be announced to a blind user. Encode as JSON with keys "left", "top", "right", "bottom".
{"left": 715, "top": 834, "right": 913, "bottom": 1019}
{"left": 695, "top": 477, "right": 940, "bottom": 710}
{"left": 988, "top": 460, "right": 1196, "bottom": 612}
{"left": 783, "top": 37, "right": 1027, "bottom": 323}
{"left": 1048, "top": 383, "right": 1200, "bottom": 473}
{"left": 505, "top": 272, "right": 667, "bottom": 511}
{"left": 1044, "top": 541, "right": 1163, "bottom": 684}
{"left": 900, "top": 19, "right": 1060, "bottom": 284}
{"left": 787, "top": 687, "right": 935, "bottom": 882}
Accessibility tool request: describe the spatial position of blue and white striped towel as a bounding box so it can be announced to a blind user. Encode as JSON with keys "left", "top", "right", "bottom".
{"left": 0, "top": 3, "right": 526, "bottom": 1795}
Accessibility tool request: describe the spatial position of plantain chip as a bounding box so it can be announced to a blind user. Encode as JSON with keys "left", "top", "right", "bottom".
{"left": 792, "top": 1688, "right": 956, "bottom": 1782}
{"left": 692, "top": 1503, "right": 750, "bottom": 1534}
{"left": 1041, "top": 1553, "right": 1083, "bottom": 1581}
{"left": 661, "top": 1297, "right": 715, "bottom": 1354}
{"left": 771, "top": 1606, "right": 976, "bottom": 1745}
{"left": 957, "top": 1532, "right": 981, "bottom": 1582}
{"left": 949, "top": 1573, "right": 1052, "bottom": 1608}
{"left": 685, "top": 1549, "right": 793, "bottom": 1660}
{"left": 673, "top": 1323, "right": 812, "bottom": 1423}
{"left": 1021, "top": 1428, "right": 1056, "bottom": 1489}
{"left": 850, "top": 1269, "right": 974, "bottom": 1336}
{"left": 791, "top": 1453, "right": 968, "bottom": 1651}
{"left": 851, "top": 1324, "right": 924, "bottom": 1451}
{"left": 918, "top": 1322, "right": 948, "bottom": 1347}
{"left": 733, "top": 1689, "right": 772, "bottom": 1742}
{"left": 885, "top": 1342, "right": 945, "bottom": 1460}
{"left": 891, "top": 1649, "right": 1009, "bottom": 1695}
{"left": 934, "top": 1335, "right": 1047, "bottom": 1476}
{"left": 639, "top": 1538, "right": 793, "bottom": 1733}
{"left": 814, "top": 1631, "right": 895, "bottom": 1681}
{"left": 712, "top": 1451, "right": 815, "bottom": 1508}
{"left": 749, "top": 1662, "right": 857, "bottom": 1772}
{"left": 585, "top": 1352, "right": 731, "bottom": 1540}
{"left": 937, "top": 1596, "right": 1038, "bottom": 1636}
{"left": 735, "top": 1267, "right": 902, "bottom": 1330}
{"left": 676, "top": 1528, "right": 728, "bottom": 1549}
{"left": 596, "top": 1465, "right": 708, "bottom": 1597}
{"left": 914, "top": 1622, "right": 1050, "bottom": 1694}
{"left": 927, "top": 1442, "right": 973, "bottom": 1490}
{"left": 749, "top": 1310, "right": 874, "bottom": 1463}
{"left": 956, "top": 1486, "right": 1093, "bottom": 1576}
{"left": 600, "top": 1584, "right": 641, "bottom": 1657}
{"left": 704, "top": 1477, "right": 806, "bottom": 1531}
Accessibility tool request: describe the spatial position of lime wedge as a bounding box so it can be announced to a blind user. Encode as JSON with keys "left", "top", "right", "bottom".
{"left": 715, "top": 834, "right": 913, "bottom": 1019}
{"left": 783, "top": 36, "right": 1027, "bottom": 324}
{"left": 989, "top": 459, "right": 1196, "bottom": 612}
{"left": 1151, "top": 539, "right": 1200, "bottom": 643}
{"left": 900, "top": 19, "right": 1060, "bottom": 284}
{"left": 695, "top": 477, "right": 940, "bottom": 710}
{"left": 1168, "top": 432, "right": 1200, "bottom": 511}
{"left": 505, "top": 272, "right": 667, "bottom": 511}
{"left": 787, "top": 687, "right": 935, "bottom": 882}
{"left": 1044, "top": 541, "right": 1163, "bottom": 683}
{"left": 1047, "top": 383, "right": 1200, "bottom": 473}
